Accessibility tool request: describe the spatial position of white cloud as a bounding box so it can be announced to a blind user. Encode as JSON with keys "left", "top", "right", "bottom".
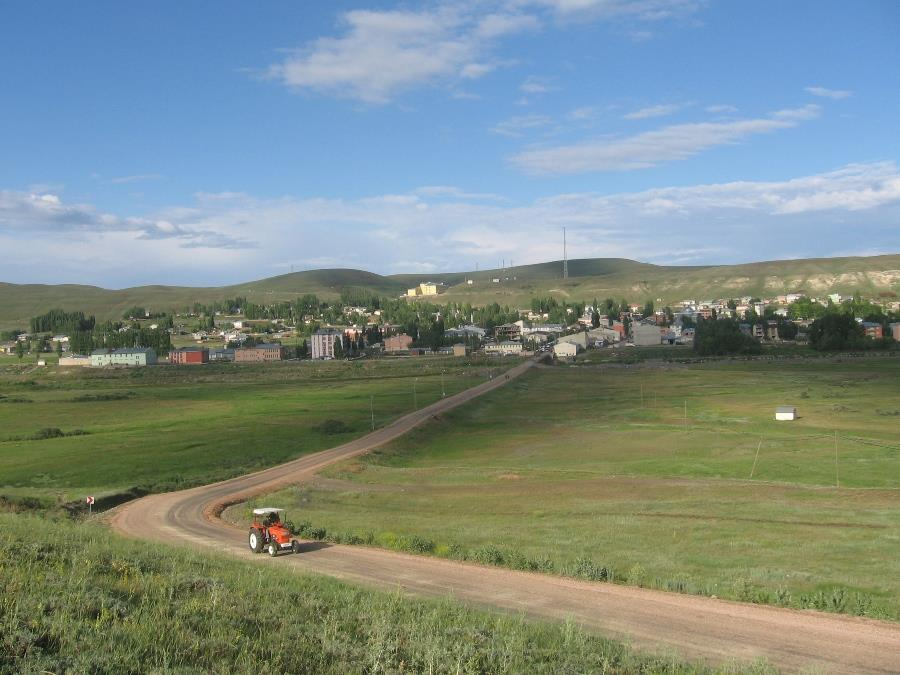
{"left": 519, "top": 76, "right": 554, "bottom": 94}
{"left": 108, "top": 174, "right": 163, "bottom": 185}
{"left": 705, "top": 104, "right": 737, "bottom": 114}
{"left": 491, "top": 114, "right": 553, "bottom": 137}
{"left": 805, "top": 86, "right": 852, "bottom": 100}
{"left": 3, "top": 162, "right": 897, "bottom": 286}
{"left": 511, "top": 106, "right": 821, "bottom": 174}
{"left": 515, "top": 0, "right": 703, "bottom": 22}
{"left": 263, "top": 7, "right": 536, "bottom": 104}
{"left": 623, "top": 103, "right": 683, "bottom": 120}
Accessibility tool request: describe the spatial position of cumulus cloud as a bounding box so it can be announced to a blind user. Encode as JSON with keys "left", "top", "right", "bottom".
{"left": 805, "top": 85, "right": 852, "bottom": 100}
{"left": 263, "top": 7, "right": 537, "bottom": 103}
{"left": 515, "top": 0, "right": 703, "bottom": 21}
{"left": 511, "top": 106, "right": 821, "bottom": 174}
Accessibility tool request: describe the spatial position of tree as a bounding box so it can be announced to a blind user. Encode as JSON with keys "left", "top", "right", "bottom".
{"left": 591, "top": 309, "right": 600, "bottom": 329}
{"left": 808, "top": 314, "right": 865, "bottom": 351}
{"left": 15, "top": 340, "right": 25, "bottom": 360}
{"left": 333, "top": 336, "right": 344, "bottom": 360}
{"left": 693, "top": 319, "right": 761, "bottom": 356}
{"left": 643, "top": 300, "right": 654, "bottom": 318}
{"left": 56, "top": 341, "right": 63, "bottom": 358}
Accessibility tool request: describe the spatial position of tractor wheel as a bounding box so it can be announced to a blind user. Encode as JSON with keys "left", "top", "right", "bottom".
{"left": 249, "top": 528, "right": 263, "bottom": 553}
{"left": 268, "top": 541, "right": 278, "bottom": 557}
{"left": 291, "top": 540, "right": 301, "bottom": 555}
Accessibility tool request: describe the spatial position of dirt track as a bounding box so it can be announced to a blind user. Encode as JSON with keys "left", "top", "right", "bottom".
{"left": 112, "top": 359, "right": 900, "bottom": 673}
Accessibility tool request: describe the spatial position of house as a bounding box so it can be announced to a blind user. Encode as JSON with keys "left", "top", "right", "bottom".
{"left": 632, "top": 323, "right": 662, "bottom": 346}
{"left": 91, "top": 348, "right": 157, "bottom": 367}
{"left": 170, "top": 346, "right": 209, "bottom": 365}
{"left": 384, "top": 333, "right": 414, "bottom": 353}
{"left": 209, "top": 348, "right": 235, "bottom": 362}
{"left": 311, "top": 328, "right": 343, "bottom": 360}
{"left": 445, "top": 325, "right": 486, "bottom": 341}
{"left": 58, "top": 355, "right": 91, "bottom": 367}
{"left": 494, "top": 323, "right": 522, "bottom": 341}
{"left": 484, "top": 341, "right": 523, "bottom": 356}
{"left": 452, "top": 343, "right": 469, "bottom": 357}
{"left": 556, "top": 331, "right": 589, "bottom": 349}
{"left": 889, "top": 322, "right": 900, "bottom": 341}
{"left": 553, "top": 341, "right": 578, "bottom": 358}
{"left": 234, "top": 344, "right": 287, "bottom": 362}
{"left": 752, "top": 324, "right": 765, "bottom": 339}
{"left": 861, "top": 322, "right": 883, "bottom": 339}
{"left": 406, "top": 282, "right": 439, "bottom": 297}
{"left": 587, "top": 326, "right": 620, "bottom": 344}
{"left": 775, "top": 406, "right": 797, "bottom": 421}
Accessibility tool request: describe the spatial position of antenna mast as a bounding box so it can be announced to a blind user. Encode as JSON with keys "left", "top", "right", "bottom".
{"left": 563, "top": 227, "right": 569, "bottom": 279}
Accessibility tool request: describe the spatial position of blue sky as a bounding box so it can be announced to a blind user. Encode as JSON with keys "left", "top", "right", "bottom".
{"left": 1, "top": 1, "right": 899, "bottom": 287}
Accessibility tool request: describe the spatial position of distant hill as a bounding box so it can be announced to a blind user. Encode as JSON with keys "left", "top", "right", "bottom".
{"left": 1, "top": 254, "right": 898, "bottom": 330}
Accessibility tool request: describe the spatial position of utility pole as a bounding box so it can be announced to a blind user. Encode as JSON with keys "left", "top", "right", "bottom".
{"left": 441, "top": 370, "right": 446, "bottom": 398}
{"left": 834, "top": 430, "right": 839, "bottom": 488}
{"left": 683, "top": 400, "right": 687, "bottom": 431}
{"left": 370, "top": 394, "right": 375, "bottom": 431}
{"left": 413, "top": 378, "right": 418, "bottom": 410}
{"left": 563, "top": 227, "right": 568, "bottom": 279}
{"left": 640, "top": 383, "right": 644, "bottom": 408}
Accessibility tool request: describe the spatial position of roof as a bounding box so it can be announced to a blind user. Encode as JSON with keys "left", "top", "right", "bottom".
{"left": 252, "top": 507, "right": 285, "bottom": 515}
{"left": 91, "top": 348, "right": 155, "bottom": 355}
{"left": 175, "top": 346, "right": 207, "bottom": 352}
{"left": 313, "top": 328, "right": 343, "bottom": 335}
{"left": 776, "top": 406, "right": 797, "bottom": 413}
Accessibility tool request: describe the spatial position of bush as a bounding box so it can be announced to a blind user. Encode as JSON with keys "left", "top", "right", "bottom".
{"left": 693, "top": 319, "right": 762, "bottom": 356}
{"left": 314, "top": 419, "right": 353, "bottom": 435}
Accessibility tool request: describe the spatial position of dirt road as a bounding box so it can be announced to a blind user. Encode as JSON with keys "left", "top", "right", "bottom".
{"left": 113, "top": 359, "right": 900, "bottom": 673}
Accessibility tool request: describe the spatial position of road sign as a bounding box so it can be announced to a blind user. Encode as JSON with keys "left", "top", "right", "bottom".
{"left": 86, "top": 496, "right": 94, "bottom": 505}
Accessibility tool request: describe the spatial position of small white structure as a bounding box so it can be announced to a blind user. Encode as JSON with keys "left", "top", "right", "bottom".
{"left": 775, "top": 406, "right": 797, "bottom": 421}
{"left": 553, "top": 341, "right": 578, "bottom": 358}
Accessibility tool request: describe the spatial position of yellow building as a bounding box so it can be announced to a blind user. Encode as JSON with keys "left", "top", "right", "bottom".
{"left": 407, "top": 282, "right": 439, "bottom": 297}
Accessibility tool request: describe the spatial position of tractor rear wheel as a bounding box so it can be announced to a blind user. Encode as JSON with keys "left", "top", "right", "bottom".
{"left": 267, "top": 541, "right": 278, "bottom": 557}
{"left": 249, "top": 528, "right": 263, "bottom": 553}
{"left": 291, "top": 540, "right": 301, "bottom": 554}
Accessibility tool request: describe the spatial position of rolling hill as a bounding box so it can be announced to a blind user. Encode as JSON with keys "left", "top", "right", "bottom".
{"left": 1, "top": 254, "right": 898, "bottom": 330}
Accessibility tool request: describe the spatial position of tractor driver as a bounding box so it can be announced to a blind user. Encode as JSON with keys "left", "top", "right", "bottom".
{"left": 265, "top": 511, "right": 278, "bottom": 527}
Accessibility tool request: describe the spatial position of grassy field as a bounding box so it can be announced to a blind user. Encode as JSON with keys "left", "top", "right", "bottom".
{"left": 0, "top": 357, "right": 509, "bottom": 507}
{"left": 1, "top": 514, "right": 755, "bottom": 674}
{"left": 2, "top": 253, "right": 898, "bottom": 329}
{"left": 249, "top": 356, "right": 900, "bottom": 618}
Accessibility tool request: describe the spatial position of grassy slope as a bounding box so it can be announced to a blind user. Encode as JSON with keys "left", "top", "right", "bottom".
{"left": 0, "top": 514, "right": 742, "bottom": 674}
{"left": 2, "top": 254, "right": 899, "bottom": 329}
{"left": 254, "top": 357, "right": 900, "bottom": 618}
{"left": 0, "top": 358, "right": 504, "bottom": 503}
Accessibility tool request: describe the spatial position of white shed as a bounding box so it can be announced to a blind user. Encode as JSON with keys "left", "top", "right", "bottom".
{"left": 775, "top": 406, "right": 797, "bottom": 421}
{"left": 553, "top": 341, "right": 579, "bottom": 358}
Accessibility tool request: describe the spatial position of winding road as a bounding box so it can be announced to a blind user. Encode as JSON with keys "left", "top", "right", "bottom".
{"left": 112, "top": 358, "right": 900, "bottom": 673}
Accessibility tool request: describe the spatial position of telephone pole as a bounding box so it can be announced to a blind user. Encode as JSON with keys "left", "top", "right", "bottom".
{"left": 563, "top": 227, "right": 569, "bottom": 279}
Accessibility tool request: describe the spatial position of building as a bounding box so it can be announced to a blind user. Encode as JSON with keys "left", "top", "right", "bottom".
{"left": 58, "top": 355, "right": 91, "bottom": 367}
{"left": 553, "top": 341, "right": 579, "bottom": 358}
{"left": 406, "top": 282, "right": 439, "bottom": 297}
{"left": 861, "top": 322, "right": 883, "bottom": 339}
{"left": 234, "top": 344, "right": 287, "bottom": 362}
{"left": 170, "top": 346, "right": 209, "bottom": 365}
{"left": 311, "top": 328, "right": 343, "bottom": 360}
{"left": 444, "top": 325, "right": 486, "bottom": 341}
{"left": 775, "top": 406, "right": 797, "bottom": 421}
{"left": 494, "top": 323, "right": 522, "bottom": 341}
{"left": 452, "top": 343, "right": 469, "bottom": 357}
{"left": 209, "top": 348, "right": 235, "bottom": 362}
{"left": 384, "top": 333, "right": 414, "bottom": 353}
{"left": 484, "top": 341, "right": 523, "bottom": 356}
{"left": 889, "top": 322, "right": 900, "bottom": 341}
{"left": 91, "top": 348, "right": 157, "bottom": 367}
{"left": 632, "top": 323, "right": 663, "bottom": 347}
{"left": 588, "top": 326, "right": 621, "bottom": 344}
{"left": 556, "top": 331, "right": 590, "bottom": 349}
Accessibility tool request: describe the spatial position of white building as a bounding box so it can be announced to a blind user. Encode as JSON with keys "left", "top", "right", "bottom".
{"left": 775, "top": 406, "right": 797, "bottom": 421}
{"left": 90, "top": 348, "right": 157, "bottom": 367}
{"left": 311, "top": 328, "right": 343, "bottom": 360}
{"left": 553, "top": 341, "right": 578, "bottom": 358}
{"left": 632, "top": 323, "right": 663, "bottom": 346}
{"left": 484, "top": 341, "right": 523, "bottom": 356}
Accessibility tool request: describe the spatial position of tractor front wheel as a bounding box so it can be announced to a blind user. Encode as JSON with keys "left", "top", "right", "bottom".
{"left": 291, "top": 540, "right": 301, "bottom": 555}
{"left": 268, "top": 541, "right": 278, "bottom": 557}
{"left": 249, "top": 528, "right": 263, "bottom": 553}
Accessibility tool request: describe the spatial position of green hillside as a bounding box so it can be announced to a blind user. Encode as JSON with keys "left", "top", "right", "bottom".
{"left": 1, "top": 254, "right": 898, "bottom": 330}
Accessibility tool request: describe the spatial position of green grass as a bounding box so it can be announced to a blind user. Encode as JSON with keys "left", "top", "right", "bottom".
{"left": 249, "top": 357, "right": 900, "bottom": 618}
{"left": 0, "top": 357, "right": 508, "bottom": 506}
{"left": 2, "top": 253, "right": 898, "bottom": 329}
{"left": 0, "top": 513, "right": 761, "bottom": 674}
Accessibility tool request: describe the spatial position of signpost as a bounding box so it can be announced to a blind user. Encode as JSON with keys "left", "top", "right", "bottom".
{"left": 86, "top": 495, "right": 94, "bottom": 515}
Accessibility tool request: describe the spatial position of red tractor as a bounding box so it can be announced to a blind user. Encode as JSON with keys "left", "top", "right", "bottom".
{"left": 248, "top": 507, "right": 301, "bottom": 557}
